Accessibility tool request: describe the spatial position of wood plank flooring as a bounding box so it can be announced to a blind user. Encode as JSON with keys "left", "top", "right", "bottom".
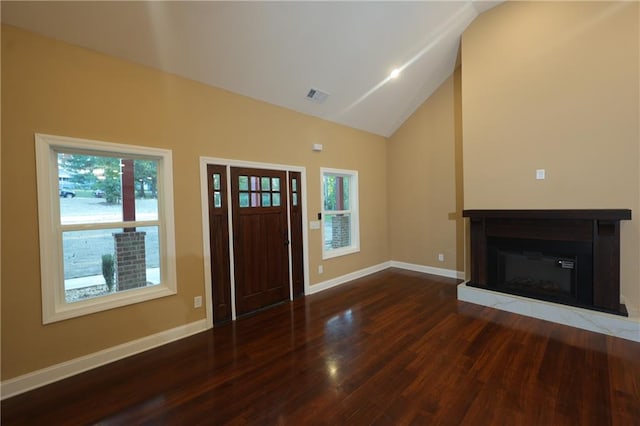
{"left": 2, "top": 268, "right": 639, "bottom": 425}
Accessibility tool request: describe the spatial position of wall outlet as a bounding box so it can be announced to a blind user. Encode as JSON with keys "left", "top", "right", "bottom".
{"left": 438, "top": 253, "right": 445, "bottom": 262}
{"left": 318, "top": 265, "right": 324, "bottom": 274}
{"left": 194, "top": 296, "right": 202, "bottom": 308}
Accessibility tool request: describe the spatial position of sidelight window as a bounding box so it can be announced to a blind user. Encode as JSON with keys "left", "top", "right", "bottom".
{"left": 321, "top": 168, "right": 360, "bottom": 259}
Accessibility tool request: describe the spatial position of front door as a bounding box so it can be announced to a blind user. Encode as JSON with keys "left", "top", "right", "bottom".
{"left": 230, "top": 167, "right": 290, "bottom": 315}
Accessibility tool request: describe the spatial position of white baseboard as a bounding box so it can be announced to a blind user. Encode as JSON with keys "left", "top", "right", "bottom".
{"left": 2, "top": 263, "right": 462, "bottom": 399}
{"left": 307, "top": 261, "right": 391, "bottom": 294}
{"left": 307, "top": 260, "right": 463, "bottom": 296}
{"left": 390, "top": 260, "right": 464, "bottom": 280}
{"left": 1, "top": 319, "right": 208, "bottom": 400}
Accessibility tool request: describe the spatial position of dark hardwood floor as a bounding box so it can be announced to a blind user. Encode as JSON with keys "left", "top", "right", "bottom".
{"left": 3, "top": 268, "right": 639, "bottom": 425}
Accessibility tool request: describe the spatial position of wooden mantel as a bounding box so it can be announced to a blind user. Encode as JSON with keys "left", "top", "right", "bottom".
{"left": 462, "top": 209, "right": 632, "bottom": 315}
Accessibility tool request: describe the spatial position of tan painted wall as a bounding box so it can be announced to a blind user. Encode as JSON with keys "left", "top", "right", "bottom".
{"left": 462, "top": 2, "right": 640, "bottom": 313}
{"left": 1, "top": 25, "right": 389, "bottom": 379}
{"left": 388, "top": 69, "right": 464, "bottom": 272}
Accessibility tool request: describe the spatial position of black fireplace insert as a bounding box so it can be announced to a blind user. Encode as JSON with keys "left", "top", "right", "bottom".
{"left": 487, "top": 237, "right": 593, "bottom": 308}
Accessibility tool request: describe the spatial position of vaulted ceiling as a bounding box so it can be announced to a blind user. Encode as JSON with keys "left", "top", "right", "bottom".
{"left": 1, "top": 1, "right": 501, "bottom": 137}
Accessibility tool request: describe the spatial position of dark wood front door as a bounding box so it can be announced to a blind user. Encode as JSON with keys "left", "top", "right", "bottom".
{"left": 231, "top": 167, "right": 290, "bottom": 315}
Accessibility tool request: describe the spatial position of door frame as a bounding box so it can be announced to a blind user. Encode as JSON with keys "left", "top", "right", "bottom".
{"left": 199, "top": 156, "right": 309, "bottom": 329}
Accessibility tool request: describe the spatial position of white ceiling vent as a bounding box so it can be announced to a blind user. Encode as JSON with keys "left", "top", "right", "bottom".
{"left": 305, "top": 88, "right": 329, "bottom": 104}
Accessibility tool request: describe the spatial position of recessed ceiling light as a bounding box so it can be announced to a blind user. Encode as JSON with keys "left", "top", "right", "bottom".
{"left": 389, "top": 68, "right": 401, "bottom": 79}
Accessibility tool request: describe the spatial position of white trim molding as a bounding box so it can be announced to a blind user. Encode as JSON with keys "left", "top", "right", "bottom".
{"left": 458, "top": 283, "right": 640, "bottom": 343}
{"left": 307, "top": 261, "right": 465, "bottom": 296}
{"left": 390, "top": 260, "right": 464, "bottom": 280}
{"left": 308, "top": 262, "right": 391, "bottom": 294}
{"left": 1, "top": 320, "right": 208, "bottom": 400}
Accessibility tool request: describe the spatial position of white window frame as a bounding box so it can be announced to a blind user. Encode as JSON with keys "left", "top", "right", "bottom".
{"left": 321, "top": 167, "right": 360, "bottom": 260}
{"left": 35, "top": 134, "right": 177, "bottom": 324}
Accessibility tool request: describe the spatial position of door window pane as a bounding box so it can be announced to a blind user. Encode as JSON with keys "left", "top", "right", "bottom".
{"left": 292, "top": 178, "right": 297, "bottom": 192}
{"left": 272, "top": 193, "right": 281, "bottom": 207}
{"left": 272, "top": 177, "right": 280, "bottom": 191}
{"left": 251, "top": 192, "right": 260, "bottom": 207}
{"left": 239, "top": 176, "right": 249, "bottom": 191}
{"left": 261, "top": 177, "right": 271, "bottom": 191}
{"left": 213, "top": 173, "right": 221, "bottom": 190}
{"left": 262, "top": 193, "right": 271, "bottom": 207}
{"left": 214, "top": 192, "right": 222, "bottom": 208}
{"left": 239, "top": 192, "right": 249, "bottom": 207}
{"left": 250, "top": 176, "right": 259, "bottom": 191}
{"left": 292, "top": 193, "right": 298, "bottom": 206}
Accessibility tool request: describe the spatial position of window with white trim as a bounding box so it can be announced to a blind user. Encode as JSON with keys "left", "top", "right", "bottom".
{"left": 321, "top": 168, "right": 360, "bottom": 259}
{"left": 35, "top": 134, "right": 177, "bottom": 323}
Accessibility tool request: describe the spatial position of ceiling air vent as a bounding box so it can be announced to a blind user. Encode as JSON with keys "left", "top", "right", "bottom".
{"left": 305, "top": 88, "right": 329, "bottom": 104}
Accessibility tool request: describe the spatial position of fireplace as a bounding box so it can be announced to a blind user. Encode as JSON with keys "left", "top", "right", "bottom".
{"left": 463, "top": 210, "right": 631, "bottom": 316}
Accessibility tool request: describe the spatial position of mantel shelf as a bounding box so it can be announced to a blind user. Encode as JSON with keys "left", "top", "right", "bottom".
{"left": 463, "top": 209, "right": 631, "bottom": 221}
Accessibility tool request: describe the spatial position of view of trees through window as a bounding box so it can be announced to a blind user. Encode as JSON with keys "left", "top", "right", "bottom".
{"left": 57, "top": 153, "right": 160, "bottom": 303}
{"left": 60, "top": 154, "right": 158, "bottom": 203}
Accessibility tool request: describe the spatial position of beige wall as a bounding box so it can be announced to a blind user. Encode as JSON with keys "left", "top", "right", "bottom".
{"left": 1, "top": 25, "right": 389, "bottom": 379}
{"left": 462, "top": 2, "right": 640, "bottom": 312}
{"left": 388, "top": 69, "right": 464, "bottom": 272}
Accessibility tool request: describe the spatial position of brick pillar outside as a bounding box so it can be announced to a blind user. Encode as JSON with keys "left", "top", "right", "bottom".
{"left": 113, "top": 231, "right": 147, "bottom": 291}
{"left": 331, "top": 215, "right": 351, "bottom": 249}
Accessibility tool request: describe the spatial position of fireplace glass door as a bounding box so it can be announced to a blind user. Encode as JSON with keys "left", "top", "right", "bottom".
{"left": 487, "top": 237, "right": 593, "bottom": 308}
{"left": 497, "top": 250, "right": 576, "bottom": 301}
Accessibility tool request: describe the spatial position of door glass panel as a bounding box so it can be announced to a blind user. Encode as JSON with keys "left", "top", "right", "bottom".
{"left": 292, "top": 178, "right": 297, "bottom": 192}
{"left": 214, "top": 191, "right": 222, "bottom": 208}
{"left": 250, "top": 176, "right": 259, "bottom": 191}
{"left": 251, "top": 192, "right": 260, "bottom": 207}
{"left": 292, "top": 193, "right": 298, "bottom": 206}
{"left": 271, "top": 177, "right": 280, "bottom": 191}
{"left": 262, "top": 193, "right": 271, "bottom": 207}
{"left": 213, "top": 173, "right": 221, "bottom": 191}
{"left": 261, "top": 177, "right": 270, "bottom": 191}
{"left": 272, "top": 193, "right": 281, "bottom": 207}
{"left": 239, "top": 192, "right": 249, "bottom": 207}
{"left": 239, "top": 176, "right": 249, "bottom": 191}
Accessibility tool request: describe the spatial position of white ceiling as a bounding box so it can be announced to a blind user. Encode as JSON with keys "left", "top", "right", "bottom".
{"left": 1, "top": 1, "right": 501, "bottom": 137}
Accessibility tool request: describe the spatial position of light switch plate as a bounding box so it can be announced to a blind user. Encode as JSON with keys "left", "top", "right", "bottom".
{"left": 310, "top": 221, "right": 320, "bottom": 230}
{"left": 536, "top": 169, "right": 545, "bottom": 180}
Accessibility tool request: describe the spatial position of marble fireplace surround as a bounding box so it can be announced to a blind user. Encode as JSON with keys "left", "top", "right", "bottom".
{"left": 458, "top": 283, "right": 640, "bottom": 342}
{"left": 459, "top": 209, "right": 639, "bottom": 342}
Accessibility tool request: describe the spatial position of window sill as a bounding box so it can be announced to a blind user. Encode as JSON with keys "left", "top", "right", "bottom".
{"left": 44, "top": 284, "right": 176, "bottom": 324}
{"left": 322, "top": 246, "right": 360, "bottom": 260}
